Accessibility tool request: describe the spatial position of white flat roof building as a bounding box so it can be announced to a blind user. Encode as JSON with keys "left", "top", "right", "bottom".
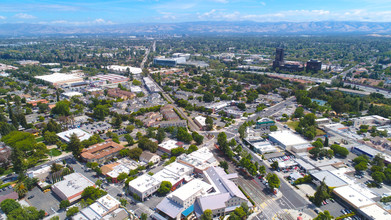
{"left": 333, "top": 185, "right": 375, "bottom": 209}
{"left": 128, "top": 174, "right": 160, "bottom": 201}
{"left": 269, "top": 130, "right": 309, "bottom": 151}
{"left": 153, "top": 162, "right": 193, "bottom": 186}
{"left": 130, "top": 86, "right": 143, "bottom": 93}
{"left": 194, "top": 116, "right": 207, "bottom": 128}
{"left": 62, "top": 91, "right": 83, "bottom": 99}
{"left": 360, "top": 204, "right": 391, "bottom": 220}
{"left": 52, "top": 173, "right": 95, "bottom": 203}
{"left": 35, "top": 73, "right": 84, "bottom": 86}
{"left": 159, "top": 139, "right": 183, "bottom": 153}
{"left": 177, "top": 147, "right": 218, "bottom": 173}
{"left": 106, "top": 65, "right": 142, "bottom": 74}
{"left": 57, "top": 128, "right": 92, "bottom": 143}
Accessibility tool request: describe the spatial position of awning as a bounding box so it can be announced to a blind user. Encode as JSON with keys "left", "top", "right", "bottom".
{"left": 182, "top": 204, "right": 194, "bottom": 217}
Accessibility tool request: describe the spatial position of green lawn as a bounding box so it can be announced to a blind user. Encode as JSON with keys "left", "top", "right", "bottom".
{"left": 49, "top": 148, "right": 62, "bottom": 157}
{"left": 285, "top": 121, "right": 325, "bottom": 136}
{"left": 36, "top": 136, "right": 44, "bottom": 142}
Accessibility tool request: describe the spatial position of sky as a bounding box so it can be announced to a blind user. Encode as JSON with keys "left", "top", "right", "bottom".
{"left": 1, "top": 0, "right": 391, "bottom": 25}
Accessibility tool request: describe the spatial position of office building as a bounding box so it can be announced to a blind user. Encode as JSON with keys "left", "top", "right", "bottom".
{"left": 306, "top": 59, "right": 322, "bottom": 72}
{"left": 272, "top": 48, "right": 284, "bottom": 69}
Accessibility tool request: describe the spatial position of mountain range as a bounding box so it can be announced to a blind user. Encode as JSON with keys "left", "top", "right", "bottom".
{"left": 2, "top": 21, "right": 391, "bottom": 36}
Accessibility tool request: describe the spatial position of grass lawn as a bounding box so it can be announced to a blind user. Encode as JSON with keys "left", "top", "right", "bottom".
{"left": 36, "top": 136, "right": 44, "bottom": 142}
{"left": 285, "top": 121, "right": 325, "bottom": 136}
{"left": 285, "top": 121, "right": 299, "bottom": 130}
{"left": 49, "top": 148, "right": 62, "bottom": 157}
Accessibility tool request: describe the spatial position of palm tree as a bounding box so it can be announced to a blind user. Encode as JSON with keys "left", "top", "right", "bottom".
{"left": 14, "top": 182, "right": 28, "bottom": 198}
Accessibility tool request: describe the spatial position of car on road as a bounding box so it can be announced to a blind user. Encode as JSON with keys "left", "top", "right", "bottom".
{"left": 28, "top": 195, "right": 35, "bottom": 199}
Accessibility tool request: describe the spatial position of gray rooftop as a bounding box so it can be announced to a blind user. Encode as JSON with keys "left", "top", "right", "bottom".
{"left": 310, "top": 170, "right": 348, "bottom": 188}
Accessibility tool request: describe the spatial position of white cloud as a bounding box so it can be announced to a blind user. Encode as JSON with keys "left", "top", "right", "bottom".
{"left": 211, "top": 0, "right": 229, "bottom": 3}
{"left": 0, "top": 16, "right": 5, "bottom": 19}
{"left": 39, "top": 18, "right": 115, "bottom": 26}
{"left": 14, "top": 13, "right": 36, "bottom": 19}
{"left": 260, "top": 2, "right": 266, "bottom": 6}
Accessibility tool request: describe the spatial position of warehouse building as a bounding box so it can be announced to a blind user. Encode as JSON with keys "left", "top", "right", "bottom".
{"left": 269, "top": 130, "right": 310, "bottom": 152}
{"left": 52, "top": 173, "right": 95, "bottom": 203}
{"left": 35, "top": 73, "right": 84, "bottom": 86}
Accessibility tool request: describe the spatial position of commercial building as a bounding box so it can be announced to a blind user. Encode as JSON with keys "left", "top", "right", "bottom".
{"left": 352, "top": 115, "right": 390, "bottom": 127}
{"left": 106, "top": 65, "right": 142, "bottom": 74}
{"left": 128, "top": 174, "right": 161, "bottom": 201}
{"left": 57, "top": 128, "right": 92, "bottom": 143}
{"left": 244, "top": 138, "right": 278, "bottom": 154}
{"left": 35, "top": 73, "right": 84, "bottom": 86}
{"left": 17, "top": 60, "right": 39, "bottom": 65}
{"left": 315, "top": 118, "right": 331, "bottom": 126}
{"left": 194, "top": 167, "right": 252, "bottom": 218}
{"left": 156, "top": 179, "right": 213, "bottom": 220}
{"left": 81, "top": 140, "right": 124, "bottom": 163}
{"left": 269, "top": 130, "right": 310, "bottom": 152}
{"left": 107, "top": 88, "right": 135, "bottom": 100}
{"left": 153, "top": 162, "right": 193, "bottom": 190}
{"left": 143, "top": 77, "right": 160, "bottom": 93}
{"left": 158, "top": 139, "right": 184, "bottom": 154}
{"left": 194, "top": 116, "right": 207, "bottom": 130}
{"left": 306, "top": 59, "right": 322, "bottom": 72}
{"left": 351, "top": 144, "right": 391, "bottom": 164}
{"left": 177, "top": 147, "right": 218, "bottom": 173}
{"left": 206, "top": 101, "right": 229, "bottom": 113}
{"left": 90, "top": 74, "right": 129, "bottom": 84}
{"left": 359, "top": 204, "right": 391, "bottom": 220}
{"left": 52, "top": 173, "right": 95, "bottom": 203}
{"left": 153, "top": 57, "right": 187, "bottom": 67}
{"left": 140, "top": 151, "right": 160, "bottom": 164}
{"left": 62, "top": 92, "right": 83, "bottom": 99}
{"left": 159, "top": 120, "right": 187, "bottom": 128}
{"left": 101, "top": 158, "right": 140, "bottom": 183}
{"left": 129, "top": 86, "right": 143, "bottom": 93}
{"left": 333, "top": 185, "right": 375, "bottom": 210}
{"left": 310, "top": 170, "right": 349, "bottom": 188}
{"left": 255, "top": 118, "right": 275, "bottom": 129}
{"left": 72, "top": 194, "right": 127, "bottom": 220}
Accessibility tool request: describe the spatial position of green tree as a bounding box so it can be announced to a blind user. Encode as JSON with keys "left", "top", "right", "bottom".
{"left": 219, "top": 161, "right": 229, "bottom": 170}
{"left": 324, "top": 136, "right": 329, "bottom": 147}
{"left": 187, "top": 145, "right": 198, "bottom": 154}
{"left": 59, "top": 200, "right": 70, "bottom": 209}
{"left": 293, "top": 107, "right": 305, "bottom": 118}
{"left": 192, "top": 132, "right": 204, "bottom": 145}
{"left": 259, "top": 165, "right": 266, "bottom": 175}
{"left": 266, "top": 173, "right": 280, "bottom": 190}
{"left": 95, "top": 179, "right": 103, "bottom": 187}
{"left": 93, "top": 105, "right": 109, "bottom": 121}
{"left": 117, "top": 173, "right": 128, "bottom": 182}
{"left": 355, "top": 161, "right": 368, "bottom": 172}
{"left": 68, "top": 133, "right": 83, "bottom": 159}
{"left": 66, "top": 207, "right": 79, "bottom": 218}
{"left": 314, "top": 210, "right": 333, "bottom": 220}
{"left": 140, "top": 213, "right": 148, "bottom": 220}
{"left": 270, "top": 125, "right": 277, "bottom": 131}
{"left": 200, "top": 209, "right": 213, "bottom": 220}
{"left": 313, "top": 180, "right": 330, "bottom": 206}
{"left": 119, "top": 198, "right": 127, "bottom": 207}
{"left": 43, "top": 131, "right": 58, "bottom": 145}
{"left": 8, "top": 206, "right": 45, "bottom": 220}
{"left": 0, "top": 199, "right": 21, "bottom": 214}
{"left": 372, "top": 171, "right": 386, "bottom": 184}
{"left": 51, "top": 100, "right": 70, "bottom": 116}
{"left": 271, "top": 161, "right": 279, "bottom": 170}
{"left": 156, "top": 128, "right": 166, "bottom": 143}
{"left": 157, "top": 181, "right": 172, "bottom": 195}
{"left": 124, "top": 134, "right": 134, "bottom": 146}
{"left": 14, "top": 182, "right": 28, "bottom": 198}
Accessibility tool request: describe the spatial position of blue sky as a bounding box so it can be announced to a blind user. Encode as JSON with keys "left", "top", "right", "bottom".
{"left": 1, "top": 0, "right": 391, "bottom": 25}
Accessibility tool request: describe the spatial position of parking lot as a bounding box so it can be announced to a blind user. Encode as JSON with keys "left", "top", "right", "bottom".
{"left": 319, "top": 198, "right": 362, "bottom": 220}
{"left": 26, "top": 187, "right": 61, "bottom": 216}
